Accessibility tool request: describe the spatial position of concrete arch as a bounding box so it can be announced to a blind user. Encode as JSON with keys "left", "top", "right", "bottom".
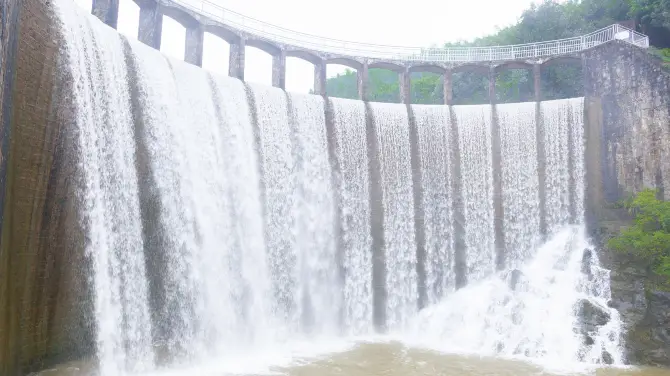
{"left": 541, "top": 55, "right": 581, "bottom": 67}
{"left": 452, "top": 63, "right": 490, "bottom": 74}
{"left": 324, "top": 57, "right": 363, "bottom": 71}
{"left": 245, "top": 38, "right": 281, "bottom": 56}
{"left": 368, "top": 60, "right": 405, "bottom": 72}
{"left": 287, "top": 49, "right": 323, "bottom": 65}
{"left": 408, "top": 63, "right": 446, "bottom": 74}
{"left": 204, "top": 24, "right": 241, "bottom": 44}
{"left": 494, "top": 61, "right": 533, "bottom": 72}
{"left": 160, "top": 5, "right": 199, "bottom": 29}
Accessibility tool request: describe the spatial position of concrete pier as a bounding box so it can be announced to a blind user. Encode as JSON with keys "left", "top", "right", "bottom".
{"left": 314, "top": 60, "right": 327, "bottom": 95}
{"left": 138, "top": 1, "right": 162, "bottom": 49}
{"left": 443, "top": 70, "right": 453, "bottom": 105}
{"left": 92, "top": 0, "right": 120, "bottom": 28}
{"left": 357, "top": 62, "right": 369, "bottom": 101}
{"left": 229, "top": 39, "right": 246, "bottom": 80}
{"left": 272, "top": 50, "right": 286, "bottom": 89}
{"left": 399, "top": 68, "right": 411, "bottom": 104}
{"left": 184, "top": 25, "right": 204, "bottom": 67}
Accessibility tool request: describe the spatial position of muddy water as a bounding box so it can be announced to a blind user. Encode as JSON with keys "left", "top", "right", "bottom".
{"left": 36, "top": 342, "right": 670, "bottom": 376}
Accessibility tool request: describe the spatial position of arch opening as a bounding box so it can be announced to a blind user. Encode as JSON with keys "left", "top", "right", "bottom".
{"left": 286, "top": 57, "right": 315, "bottom": 94}
{"left": 160, "top": 15, "right": 186, "bottom": 61}
{"left": 366, "top": 68, "right": 402, "bottom": 104}
{"left": 324, "top": 64, "right": 358, "bottom": 99}
{"left": 202, "top": 32, "right": 230, "bottom": 78}
{"left": 452, "top": 71, "right": 490, "bottom": 105}
{"left": 540, "top": 60, "right": 583, "bottom": 100}
{"left": 244, "top": 45, "right": 273, "bottom": 86}
{"left": 495, "top": 68, "right": 533, "bottom": 104}
{"left": 409, "top": 72, "right": 442, "bottom": 105}
{"left": 117, "top": 0, "right": 140, "bottom": 42}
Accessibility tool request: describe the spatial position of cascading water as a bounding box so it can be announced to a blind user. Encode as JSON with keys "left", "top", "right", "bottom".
{"left": 287, "top": 92, "right": 339, "bottom": 337}
{"left": 412, "top": 105, "right": 455, "bottom": 302}
{"left": 498, "top": 102, "right": 540, "bottom": 266}
{"left": 369, "top": 102, "right": 418, "bottom": 330}
{"left": 543, "top": 98, "right": 585, "bottom": 232}
{"left": 330, "top": 98, "right": 373, "bottom": 335}
{"left": 249, "top": 84, "right": 301, "bottom": 340}
{"left": 56, "top": 2, "right": 153, "bottom": 374}
{"left": 53, "top": 1, "right": 625, "bottom": 374}
{"left": 453, "top": 105, "right": 496, "bottom": 283}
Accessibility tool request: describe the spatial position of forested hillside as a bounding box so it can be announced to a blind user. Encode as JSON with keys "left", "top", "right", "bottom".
{"left": 325, "top": 0, "right": 670, "bottom": 104}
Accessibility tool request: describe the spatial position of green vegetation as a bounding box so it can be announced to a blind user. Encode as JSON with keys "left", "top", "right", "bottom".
{"left": 326, "top": 0, "right": 670, "bottom": 103}
{"left": 608, "top": 189, "right": 670, "bottom": 279}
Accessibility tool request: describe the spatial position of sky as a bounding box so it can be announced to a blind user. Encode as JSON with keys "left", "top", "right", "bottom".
{"left": 73, "top": 0, "right": 538, "bottom": 93}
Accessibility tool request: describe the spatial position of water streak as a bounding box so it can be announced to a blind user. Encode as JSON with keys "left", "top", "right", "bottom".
{"left": 288, "top": 93, "right": 339, "bottom": 337}
{"left": 369, "top": 102, "right": 418, "bottom": 330}
{"left": 498, "top": 102, "right": 540, "bottom": 266}
{"left": 453, "top": 105, "right": 495, "bottom": 282}
{"left": 56, "top": 2, "right": 153, "bottom": 373}
{"left": 330, "top": 98, "right": 373, "bottom": 335}
{"left": 412, "top": 105, "right": 455, "bottom": 302}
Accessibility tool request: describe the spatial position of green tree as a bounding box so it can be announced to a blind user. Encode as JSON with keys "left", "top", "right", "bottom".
{"left": 608, "top": 189, "right": 670, "bottom": 279}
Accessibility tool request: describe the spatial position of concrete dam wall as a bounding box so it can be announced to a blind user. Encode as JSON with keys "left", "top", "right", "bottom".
{"left": 0, "top": 0, "right": 669, "bottom": 375}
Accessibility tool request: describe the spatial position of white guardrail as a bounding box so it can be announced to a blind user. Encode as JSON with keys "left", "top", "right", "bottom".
{"left": 171, "top": 0, "right": 650, "bottom": 62}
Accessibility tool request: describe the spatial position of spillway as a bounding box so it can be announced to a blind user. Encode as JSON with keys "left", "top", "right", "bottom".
{"left": 45, "top": 1, "right": 626, "bottom": 374}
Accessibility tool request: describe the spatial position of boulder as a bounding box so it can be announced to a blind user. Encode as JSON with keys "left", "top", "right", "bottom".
{"left": 577, "top": 298, "right": 611, "bottom": 332}
{"left": 509, "top": 269, "right": 523, "bottom": 291}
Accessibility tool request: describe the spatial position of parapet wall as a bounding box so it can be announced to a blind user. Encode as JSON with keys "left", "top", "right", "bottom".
{"left": 0, "top": 0, "right": 93, "bottom": 375}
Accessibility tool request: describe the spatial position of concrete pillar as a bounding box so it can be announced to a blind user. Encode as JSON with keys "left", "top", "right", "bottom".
{"left": 533, "top": 63, "right": 547, "bottom": 238}
{"left": 489, "top": 65, "right": 505, "bottom": 271}
{"left": 314, "top": 60, "right": 327, "bottom": 95}
{"left": 583, "top": 97, "right": 603, "bottom": 234}
{"left": 138, "top": 1, "right": 162, "bottom": 50}
{"left": 399, "top": 68, "right": 411, "bottom": 104}
{"left": 272, "top": 50, "right": 286, "bottom": 90}
{"left": 533, "top": 63, "right": 542, "bottom": 101}
{"left": 228, "top": 38, "right": 246, "bottom": 80}
{"left": 357, "top": 62, "right": 369, "bottom": 101}
{"left": 488, "top": 65, "right": 496, "bottom": 102}
{"left": 443, "top": 70, "right": 453, "bottom": 105}
{"left": 92, "top": 0, "right": 120, "bottom": 29}
{"left": 184, "top": 25, "right": 204, "bottom": 67}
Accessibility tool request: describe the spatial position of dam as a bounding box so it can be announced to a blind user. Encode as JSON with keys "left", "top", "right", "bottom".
{"left": 2, "top": 0, "right": 670, "bottom": 375}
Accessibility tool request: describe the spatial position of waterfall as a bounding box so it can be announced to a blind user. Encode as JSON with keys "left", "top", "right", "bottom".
{"left": 454, "top": 105, "right": 496, "bottom": 283}
{"left": 369, "top": 102, "right": 418, "bottom": 330}
{"left": 330, "top": 98, "right": 373, "bottom": 335}
{"left": 52, "top": 1, "right": 624, "bottom": 373}
{"left": 287, "top": 92, "right": 339, "bottom": 337}
{"left": 543, "top": 98, "right": 585, "bottom": 231}
{"left": 56, "top": 2, "right": 153, "bottom": 373}
{"left": 498, "top": 102, "right": 540, "bottom": 266}
{"left": 412, "top": 105, "right": 454, "bottom": 303}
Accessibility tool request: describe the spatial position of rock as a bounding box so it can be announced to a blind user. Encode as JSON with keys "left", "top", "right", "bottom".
{"left": 509, "top": 269, "right": 523, "bottom": 291}
{"left": 577, "top": 298, "right": 611, "bottom": 332}
{"left": 602, "top": 351, "right": 614, "bottom": 365}
{"left": 583, "top": 334, "right": 595, "bottom": 346}
{"left": 582, "top": 248, "right": 593, "bottom": 280}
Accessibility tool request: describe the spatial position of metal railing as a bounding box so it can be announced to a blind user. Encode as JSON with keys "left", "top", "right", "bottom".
{"left": 170, "top": 0, "right": 650, "bottom": 62}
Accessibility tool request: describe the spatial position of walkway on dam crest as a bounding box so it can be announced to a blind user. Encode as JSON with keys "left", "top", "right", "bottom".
{"left": 90, "top": 0, "right": 650, "bottom": 103}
